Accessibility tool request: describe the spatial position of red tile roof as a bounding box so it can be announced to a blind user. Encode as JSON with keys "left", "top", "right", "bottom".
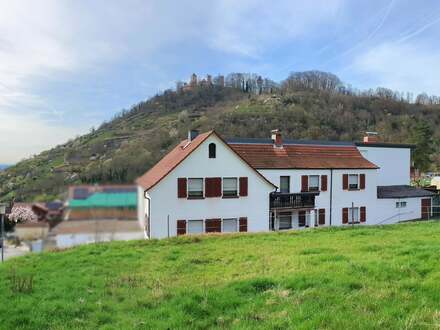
{"left": 229, "top": 143, "right": 379, "bottom": 169}
{"left": 137, "top": 131, "right": 378, "bottom": 191}
{"left": 136, "top": 131, "right": 214, "bottom": 190}
{"left": 137, "top": 131, "right": 276, "bottom": 191}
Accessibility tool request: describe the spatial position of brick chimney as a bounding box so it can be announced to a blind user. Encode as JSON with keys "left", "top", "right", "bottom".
{"left": 363, "top": 131, "right": 379, "bottom": 143}
{"left": 271, "top": 129, "right": 283, "bottom": 148}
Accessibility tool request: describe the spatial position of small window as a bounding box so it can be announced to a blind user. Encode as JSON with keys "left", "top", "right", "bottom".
{"left": 348, "top": 207, "right": 359, "bottom": 224}
{"left": 348, "top": 174, "right": 359, "bottom": 190}
{"left": 188, "top": 178, "right": 203, "bottom": 198}
{"left": 396, "top": 201, "right": 407, "bottom": 208}
{"left": 223, "top": 178, "right": 238, "bottom": 197}
{"left": 209, "top": 143, "right": 216, "bottom": 158}
{"left": 223, "top": 218, "right": 238, "bottom": 232}
{"left": 280, "top": 176, "right": 290, "bottom": 193}
{"left": 279, "top": 212, "right": 292, "bottom": 230}
{"left": 188, "top": 220, "right": 203, "bottom": 234}
{"left": 309, "top": 175, "right": 320, "bottom": 191}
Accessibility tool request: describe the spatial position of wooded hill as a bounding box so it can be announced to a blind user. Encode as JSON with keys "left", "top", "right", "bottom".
{"left": 1, "top": 71, "right": 439, "bottom": 202}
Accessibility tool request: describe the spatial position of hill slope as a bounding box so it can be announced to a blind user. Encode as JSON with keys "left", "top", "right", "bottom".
{"left": 1, "top": 81, "right": 440, "bottom": 202}
{"left": 1, "top": 222, "right": 440, "bottom": 329}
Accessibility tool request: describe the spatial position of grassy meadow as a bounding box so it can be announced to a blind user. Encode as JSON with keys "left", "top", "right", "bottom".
{"left": 1, "top": 221, "right": 440, "bottom": 329}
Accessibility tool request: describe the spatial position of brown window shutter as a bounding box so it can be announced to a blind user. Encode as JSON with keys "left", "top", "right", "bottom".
{"left": 177, "top": 178, "right": 187, "bottom": 198}
{"left": 321, "top": 175, "right": 328, "bottom": 191}
{"left": 177, "top": 220, "right": 186, "bottom": 235}
{"left": 319, "top": 209, "right": 325, "bottom": 225}
{"left": 239, "top": 177, "right": 248, "bottom": 196}
{"left": 205, "top": 218, "right": 221, "bottom": 233}
{"left": 342, "top": 208, "right": 348, "bottom": 224}
{"left": 360, "top": 207, "right": 366, "bottom": 223}
{"left": 342, "top": 174, "right": 348, "bottom": 190}
{"left": 239, "top": 217, "right": 248, "bottom": 232}
{"left": 301, "top": 175, "right": 309, "bottom": 192}
{"left": 360, "top": 174, "right": 365, "bottom": 190}
{"left": 298, "top": 211, "right": 306, "bottom": 226}
{"left": 205, "top": 177, "right": 221, "bottom": 197}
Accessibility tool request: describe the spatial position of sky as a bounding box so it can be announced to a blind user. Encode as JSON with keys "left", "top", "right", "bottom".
{"left": 1, "top": 0, "right": 440, "bottom": 164}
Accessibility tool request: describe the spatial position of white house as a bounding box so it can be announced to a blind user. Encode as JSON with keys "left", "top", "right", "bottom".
{"left": 136, "top": 130, "right": 435, "bottom": 239}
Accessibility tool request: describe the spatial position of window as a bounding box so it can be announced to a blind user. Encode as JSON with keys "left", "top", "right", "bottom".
{"left": 309, "top": 175, "right": 320, "bottom": 191}
{"left": 280, "top": 176, "right": 290, "bottom": 193}
{"left": 396, "top": 201, "right": 407, "bottom": 208}
{"left": 187, "top": 220, "right": 203, "bottom": 234}
{"left": 348, "top": 207, "right": 359, "bottom": 224}
{"left": 348, "top": 174, "right": 359, "bottom": 190}
{"left": 279, "top": 212, "right": 292, "bottom": 230}
{"left": 223, "top": 178, "right": 238, "bottom": 197}
{"left": 223, "top": 218, "right": 238, "bottom": 232}
{"left": 188, "top": 178, "right": 203, "bottom": 198}
{"left": 209, "top": 143, "right": 216, "bottom": 158}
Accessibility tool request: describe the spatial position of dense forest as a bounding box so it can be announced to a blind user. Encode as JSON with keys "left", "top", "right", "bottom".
{"left": 0, "top": 71, "right": 438, "bottom": 202}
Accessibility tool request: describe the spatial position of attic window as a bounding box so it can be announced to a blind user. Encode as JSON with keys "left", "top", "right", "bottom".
{"left": 209, "top": 143, "right": 216, "bottom": 158}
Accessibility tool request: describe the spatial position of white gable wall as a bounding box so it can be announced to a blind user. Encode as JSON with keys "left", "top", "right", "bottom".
{"left": 145, "top": 134, "right": 275, "bottom": 239}
{"left": 357, "top": 146, "right": 410, "bottom": 185}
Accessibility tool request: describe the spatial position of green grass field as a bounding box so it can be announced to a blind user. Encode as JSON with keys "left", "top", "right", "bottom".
{"left": 2, "top": 221, "right": 440, "bottom": 329}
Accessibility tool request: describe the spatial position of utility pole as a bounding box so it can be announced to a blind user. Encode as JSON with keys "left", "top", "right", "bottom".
{"left": 0, "top": 203, "right": 7, "bottom": 263}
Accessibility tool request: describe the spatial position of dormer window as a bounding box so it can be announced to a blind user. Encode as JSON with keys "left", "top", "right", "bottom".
{"left": 209, "top": 143, "right": 216, "bottom": 158}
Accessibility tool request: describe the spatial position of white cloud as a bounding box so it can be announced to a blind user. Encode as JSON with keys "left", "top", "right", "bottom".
{"left": 206, "top": 0, "right": 345, "bottom": 57}
{"left": 351, "top": 42, "right": 440, "bottom": 95}
{"left": 0, "top": 0, "right": 387, "bottom": 164}
{"left": 0, "top": 111, "right": 88, "bottom": 163}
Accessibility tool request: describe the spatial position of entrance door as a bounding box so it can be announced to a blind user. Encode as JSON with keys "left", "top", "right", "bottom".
{"left": 421, "top": 198, "right": 431, "bottom": 219}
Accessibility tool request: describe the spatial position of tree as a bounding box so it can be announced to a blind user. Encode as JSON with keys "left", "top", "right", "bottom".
{"left": 411, "top": 121, "right": 434, "bottom": 172}
{"left": 8, "top": 206, "right": 37, "bottom": 224}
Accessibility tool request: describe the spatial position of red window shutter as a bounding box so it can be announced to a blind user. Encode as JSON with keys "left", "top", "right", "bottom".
{"left": 239, "top": 177, "right": 248, "bottom": 196}
{"left": 205, "top": 218, "right": 221, "bottom": 233}
{"left": 319, "top": 209, "right": 325, "bottom": 225}
{"left": 360, "top": 207, "right": 366, "bottom": 223}
{"left": 177, "top": 220, "right": 186, "bottom": 235}
{"left": 298, "top": 211, "right": 306, "bottom": 226}
{"left": 177, "top": 178, "right": 187, "bottom": 198}
{"left": 342, "top": 208, "right": 348, "bottom": 224}
{"left": 205, "top": 177, "right": 221, "bottom": 197}
{"left": 360, "top": 174, "right": 365, "bottom": 190}
{"left": 342, "top": 174, "right": 348, "bottom": 190}
{"left": 301, "top": 175, "right": 309, "bottom": 192}
{"left": 239, "top": 217, "right": 248, "bottom": 232}
{"left": 321, "top": 175, "right": 328, "bottom": 191}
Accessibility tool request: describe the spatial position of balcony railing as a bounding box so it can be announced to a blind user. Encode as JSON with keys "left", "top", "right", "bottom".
{"left": 270, "top": 192, "right": 318, "bottom": 209}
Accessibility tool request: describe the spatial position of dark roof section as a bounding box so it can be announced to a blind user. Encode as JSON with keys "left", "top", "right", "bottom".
{"left": 377, "top": 185, "right": 436, "bottom": 199}
{"left": 227, "top": 137, "right": 354, "bottom": 146}
{"left": 227, "top": 138, "right": 415, "bottom": 149}
{"left": 355, "top": 142, "right": 415, "bottom": 149}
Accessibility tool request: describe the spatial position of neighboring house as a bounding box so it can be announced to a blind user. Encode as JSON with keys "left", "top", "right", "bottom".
{"left": 136, "top": 130, "right": 435, "bottom": 239}
{"left": 66, "top": 185, "right": 137, "bottom": 220}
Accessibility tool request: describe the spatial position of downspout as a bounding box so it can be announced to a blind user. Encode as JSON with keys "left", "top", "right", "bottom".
{"left": 144, "top": 190, "right": 151, "bottom": 239}
{"left": 329, "top": 168, "right": 333, "bottom": 226}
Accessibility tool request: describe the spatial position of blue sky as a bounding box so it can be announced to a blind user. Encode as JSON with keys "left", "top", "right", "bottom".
{"left": 1, "top": 0, "right": 440, "bottom": 163}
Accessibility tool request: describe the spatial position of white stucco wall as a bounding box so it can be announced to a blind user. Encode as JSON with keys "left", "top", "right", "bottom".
{"left": 260, "top": 168, "right": 378, "bottom": 226}
{"left": 357, "top": 146, "right": 411, "bottom": 186}
{"left": 144, "top": 134, "right": 275, "bottom": 239}
{"left": 373, "top": 197, "right": 424, "bottom": 224}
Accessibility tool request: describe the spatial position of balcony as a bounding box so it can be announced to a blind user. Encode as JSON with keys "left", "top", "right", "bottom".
{"left": 270, "top": 192, "right": 318, "bottom": 210}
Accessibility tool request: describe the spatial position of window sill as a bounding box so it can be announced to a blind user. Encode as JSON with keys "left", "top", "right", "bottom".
{"left": 187, "top": 196, "right": 205, "bottom": 200}
{"left": 348, "top": 188, "right": 360, "bottom": 191}
{"left": 222, "top": 195, "right": 239, "bottom": 199}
